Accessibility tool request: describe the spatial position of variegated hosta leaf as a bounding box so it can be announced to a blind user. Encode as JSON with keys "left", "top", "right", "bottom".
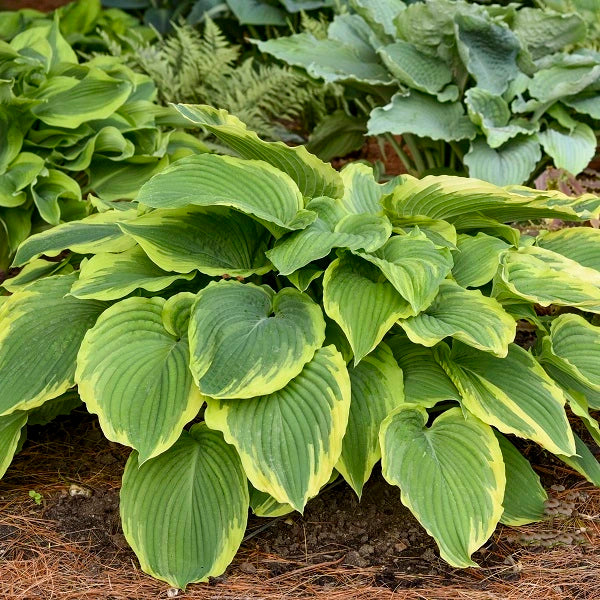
{"left": 189, "top": 281, "right": 325, "bottom": 398}
{"left": 339, "top": 162, "right": 401, "bottom": 215}
{"left": 76, "top": 295, "right": 203, "bottom": 462}
{"left": 135, "top": 153, "right": 312, "bottom": 231}
{"left": 249, "top": 485, "right": 294, "bottom": 518}
{"left": 391, "top": 216, "right": 457, "bottom": 249}
{"left": 0, "top": 411, "right": 27, "bottom": 479}
{"left": 286, "top": 266, "right": 323, "bottom": 292}
{"left": 452, "top": 233, "right": 511, "bottom": 288}
{"left": 380, "top": 405, "right": 505, "bottom": 567}
{"left": 495, "top": 432, "right": 547, "bottom": 526}
{"left": 497, "top": 246, "right": 600, "bottom": 313}
{"left": 387, "top": 335, "right": 461, "bottom": 406}
{"left": 2, "top": 257, "right": 69, "bottom": 293}
{"left": 323, "top": 254, "right": 412, "bottom": 364}
{"left": 26, "top": 390, "right": 82, "bottom": 427}
{"left": 205, "top": 346, "right": 350, "bottom": 511}
{"left": 436, "top": 342, "right": 576, "bottom": 456}
{"left": 266, "top": 198, "right": 392, "bottom": 275}
{"left": 464, "top": 136, "right": 541, "bottom": 187}
{"left": 12, "top": 210, "right": 137, "bottom": 267}
{"left": 255, "top": 34, "right": 392, "bottom": 85}
{"left": 567, "top": 392, "right": 600, "bottom": 447}
{"left": 355, "top": 229, "right": 453, "bottom": 314}
{"left": 173, "top": 104, "right": 344, "bottom": 199}
{"left": 0, "top": 153, "right": 45, "bottom": 209}
{"left": 536, "top": 227, "right": 600, "bottom": 272}
{"left": 378, "top": 40, "right": 453, "bottom": 95}
{"left": 0, "top": 274, "right": 106, "bottom": 416}
{"left": 120, "top": 424, "right": 249, "bottom": 588}
{"left": 556, "top": 433, "right": 600, "bottom": 487}
{"left": 401, "top": 281, "right": 516, "bottom": 357}
{"left": 70, "top": 247, "right": 194, "bottom": 301}
{"left": 538, "top": 123, "right": 596, "bottom": 176}
{"left": 450, "top": 214, "right": 520, "bottom": 246}
{"left": 368, "top": 91, "right": 477, "bottom": 142}
{"left": 337, "top": 343, "right": 404, "bottom": 497}
{"left": 384, "top": 175, "right": 600, "bottom": 222}
{"left": 119, "top": 206, "right": 272, "bottom": 276}
{"left": 31, "top": 169, "right": 82, "bottom": 226}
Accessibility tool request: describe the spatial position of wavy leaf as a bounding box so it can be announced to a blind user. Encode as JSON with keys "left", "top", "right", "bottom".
{"left": 452, "top": 232, "right": 510, "bottom": 288}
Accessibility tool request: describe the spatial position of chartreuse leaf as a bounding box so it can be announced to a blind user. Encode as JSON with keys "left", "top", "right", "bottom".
{"left": 119, "top": 206, "right": 272, "bottom": 277}
{"left": 76, "top": 295, "right": 203, "bottom": 463}
{"left": 355, "top": 229, "right": 453, "bottom": 314}
{"left": 173, "top": 104, "right": 343, "bottom": 199}
{"left": 189, "top": 281, "right": 325, "bottom": 399}
{"left": 249, "top": 485, "right": 294, "bottom": 518}
{"left": 70, "top": 247, "right": 195, "bottom": 301}
{"left": 464, "top": 137, "right": 541, "bottom": 187}
{"left": 323, "top": 254, "right": 412, "bottom": 365}
{"left": 267, "top": 198, "right": 392, "bottom": 275}
{"left": 136, "top": 153, "right": 311, "bottom": 231}
{"left": 0, "top": 411, "right": 28, "bottom": 479}
{"left": 31, "top": 68, "right": 132, "bottom": 128}
{"left": 384, "top": 175, "right": 600, "bottom": 222}
{"left": 286, "top": 266, "right": 323, "bottom": 292}
{"left": 556, "top": 433, "right": 600, "bottom": 487}
{"left": 31, "top": 169, "right": 82, "bottom": 226}
{"left": 337, "top": 343, "right": 404, "bottom": 497}
{"left": 0, "top": 274, "right": 106, "bottom": 416}
{"left": 120, "top": 423, "right": 249, "bottom": 588}
{"left": 538, "top": 122, "right": 596, "bottom": 176}
{"left": 567, "top": 392, "right": 600, "bottom": 447}
{"left": 401, "top": 281, "right": 516, "bottom": 357}
{"left": 387, "top": 335, "right": 461, "bottom": 406}
{"left": 2, "top": 258, "right": 68, "bottom": 293}
{"left": 536, "top": 227, "right": 600, "bottom": 271}
{"left": 205, "top": 345, "right": 350, "bottom": 511}
{"left": 495, "top": 433, "right": 547, "bottom": 526}
{"left": 436, "top": 342, "right": 576, "bottom": 456}
{"left": 12, "top": 210, "right": 137, "bottom": 267}
{"left": 368, "top": 91, "right": 477, "bottom": 142}
{"left": 339, "top": 162, "right": 397, "bottom": 215}
{"left": 497, "top": 246, "right": 600, "bottom": 313}
{"left": 452, "top": 233, "right": 511, "bottom": 288}
{"left": 0, "top": 153, "right": 45, "bottom": 208}
{"left": 380, "top": 406, "right": 505, "bottom": 567}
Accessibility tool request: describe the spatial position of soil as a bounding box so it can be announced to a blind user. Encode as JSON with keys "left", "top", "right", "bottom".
{"left": 0, "top": 0, "right": 70, "bottom": 10}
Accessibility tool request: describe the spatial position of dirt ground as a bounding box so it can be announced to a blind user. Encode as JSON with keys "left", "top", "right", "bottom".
{"left": 1, "top": 410, "right": 599, "bottom": 600}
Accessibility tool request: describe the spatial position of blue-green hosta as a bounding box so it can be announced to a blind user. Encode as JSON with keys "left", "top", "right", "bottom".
{"left": 2, "top": 106, "right": 600, "bottom": 587}
{"left": 0, "top": 7, "right": 205, "bottom": 272}
{"left": 258, "top": 0, "right": 600, "bottom": 185}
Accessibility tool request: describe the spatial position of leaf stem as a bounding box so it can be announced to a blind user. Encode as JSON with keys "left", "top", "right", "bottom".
{"left": 403, "top": 133, "right": 427, "bottom": 175}
{"left": 383, "top": 133, "right": 417, "bottom": 176}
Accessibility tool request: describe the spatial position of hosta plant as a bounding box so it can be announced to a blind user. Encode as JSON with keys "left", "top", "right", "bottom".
{"left": 2, "top": 105, "right": 600, "bottom": 588}
{"left": 0, "top": 7, "right": 205, "bottom": 273}
{"left": 258, "top": 0, "right": 600, "bottom": 185}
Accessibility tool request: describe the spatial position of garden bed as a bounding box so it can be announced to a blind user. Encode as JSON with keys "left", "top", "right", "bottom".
{"left": 1, "top": 411, "right": 598, "bottom": 600}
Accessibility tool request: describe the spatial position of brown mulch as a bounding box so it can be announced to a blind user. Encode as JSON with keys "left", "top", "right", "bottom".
{"left": 1, "top": 411, "right": 599, "bottom": 599}
{"left": 0, "top": 0, "right": 70, "bottom": 10}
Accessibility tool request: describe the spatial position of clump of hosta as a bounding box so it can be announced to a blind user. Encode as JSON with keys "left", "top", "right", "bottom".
{"left": 1, "top": 105, "right": 600, "bottom": 588}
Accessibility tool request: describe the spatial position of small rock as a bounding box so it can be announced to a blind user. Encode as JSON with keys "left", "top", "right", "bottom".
{"left": 394, "top": 541, "right": 408, "bottom": 553}
{"left": 239, "top": 562, "right": 257, "bottom": 574}
{"left": 69, "top": 484, "right": 91, "bottom": 498}
{"left": 166, "top": 588, "right": 181, "bottom": 598}
{"left": 358, "top": 543, "right": 374, "bottom": 556}
{"left": 344, "top": 550, "right": 368, "bottom": 567}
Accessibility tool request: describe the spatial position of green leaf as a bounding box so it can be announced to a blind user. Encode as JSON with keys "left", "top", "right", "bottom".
{"left": 454, "top": 13, "right": 521, "bottom": 95}
{"left": 249, "top": 485, "right": 294, "bottom": 518}
{"left": 255, "top": 34, "right": 392, "bottom": 85}
{"left": 368, "top": 91, "right": 477, "bottom": 142}
{"left": 189, "top": 281, "right": 325, "bottom": 398}
{"left": 267, "top": 199, "right": 392, "bottom": 275}
{"left": 135, "top": 153, "right": 310, "bottom": 231}
{"left": 31, "top": 168, "right": 82, "bottom": 226}
{"left": 119, "top": 206, "right": 272, "bottom": 277}
{"left": 31, "top": 68, "right": 132, "bottom": 128}
{"left": 538, "top": 122, "right": 596, "bottom": 175}
{"left": 495, "top": 432, "right": 547, "bottom": 526}
{"left": 387, "top": 335, "right": 461, "bottom": 406}
{"left": 12, "top": 210, "right": 137, "bottom": 267}
{"left": 464, "top": 137, "right": 541, "bottom": 187}
{"left": 120, "top": 423, "right": 249, "bottom": 588}
{"left": 0, "top": 110, "right": 23, "bottom": 174}
{"left": 337, "top": 343, "right": 404, "bottom": 497}
{"left": 355, "top": 229, "right": 454, "bottom": 314}
{"left": 26, "top": 390, "right": 82, "bottom": 426}
{"left": 339, "top": 162, "right": 395, "bottom": 215}
{"left": 0, "top": 411, "right": 28, "bottom": 479}
{"left": 380, "top": 405, "right": 505, "bottom": 567}
{"left": 563, "top": 94, "right": 600, "bottom": 120}
{"left": 0, "top": 274, "right": 106, "bottom": 416}
{"left": 323, "top": 254, "right": 412, "bottom": 365}
{"left": 536, "top": 227, "right": 600, "bottom": 272}
{"left": 173, "top": 104, "right": 343, "bottom": 199}
{"left": 205, "top": 345, "right": 350, "bottom": 511}
{"left": 497, "top": 246, "right": 600, "bottom": 314}
{"left": 351, "top": 0, "right": 405, "bottom": 36}
{"left": 227, "top": 0, "right": 286, "bottom": 25}
{"left": 529, "top": 65, "right": 600, "bottom": 103}
{"left": 286, "top": 266, "right": 323, "bottom": 292}
{"left": 2, "top": 257, "right": 68, "bottom": 293}
{"left": 76, "top": 295, "right": 203, "bottom": 462}
{"left": 0, "top": 153, "right": 45, "bottom": 209}
{"left": 556, "top": 433, "right": 600, "bottom": 487}
{"left": 306, "top": 111, "right": 366, "bottom": 163}
{"left": 401, "top": 280, "right": 516, "bottom": 357}
{"left": 452, "top": 232, "right": 511, "bottom": 288}
{"left": 70, "top": 247, "right": 194, "bottom": 301}
{"left": 436, "top": 342, "right": 576, "bottom": 456}
{"left": 378, "top": 41, "right": 453, "bottom": 95}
